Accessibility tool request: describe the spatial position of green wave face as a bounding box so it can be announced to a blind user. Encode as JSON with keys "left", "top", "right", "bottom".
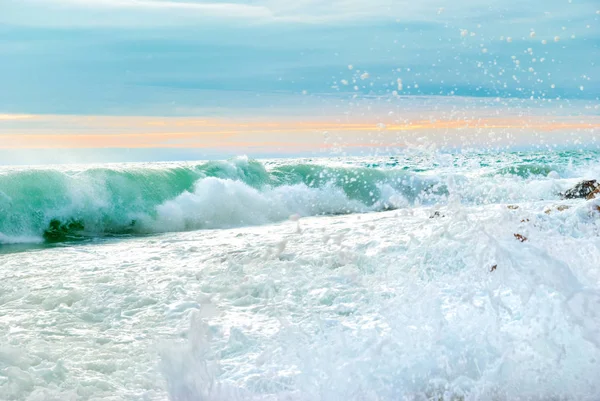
{"left": 0, "top": 165, "right": 198, "bottom": 240}
{"left": 269, "top": 164, "right": 425, "bottom": 205}
{"left": 495, "top": 164, "right": 557, "bottom": 178}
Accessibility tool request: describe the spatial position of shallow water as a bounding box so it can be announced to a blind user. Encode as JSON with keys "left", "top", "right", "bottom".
{"left": 1, "top": 152, "right": 600, "bottom": 400}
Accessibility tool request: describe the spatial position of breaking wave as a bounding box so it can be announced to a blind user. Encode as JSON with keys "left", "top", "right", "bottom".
{"left": 0, "top": 153, "right": 598, "bottom": 244}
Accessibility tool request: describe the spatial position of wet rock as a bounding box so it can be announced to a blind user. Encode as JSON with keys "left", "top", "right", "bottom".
{"left": 561, "top": 180, "right": 599, "bottom": 199}
{"left": 514, "top": 233, "right": 527, "bottom": 242}
{"left": 43, "top": 218, "right": 85, "bottom": 242}
{"left": 587, "top": 186, "right": 600, "bottom": 200}
{"left": 429, "top": 211, "right": 445, "bottom": 218}
{"left": 507, "top": 205, "right": 519, "bottom": 210}
{"left": 545, "top": 205, "right": 571, "bottom": 214}
{"left": 490, "top": 264, "right": 497, "bottom": 272}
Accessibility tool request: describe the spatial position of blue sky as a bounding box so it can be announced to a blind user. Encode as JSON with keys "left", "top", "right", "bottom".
{"left": 1, "top": 0, "right": 598, "bottom": 116}
{"left": 0, "top": 0, "right": 599, "bottom": 164}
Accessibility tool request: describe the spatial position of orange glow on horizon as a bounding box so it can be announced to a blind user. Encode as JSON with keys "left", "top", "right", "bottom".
{"left": 1, "top": 114, "right": 598, "bottom": 149}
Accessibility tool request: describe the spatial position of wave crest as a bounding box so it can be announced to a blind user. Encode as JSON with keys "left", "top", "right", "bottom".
{"left": 1, "top": 155, "right": 598, "bottom": 244}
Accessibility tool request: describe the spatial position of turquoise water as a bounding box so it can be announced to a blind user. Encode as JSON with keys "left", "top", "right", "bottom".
{"left": 0, "top": 151, "right": 597, "bottom": 245}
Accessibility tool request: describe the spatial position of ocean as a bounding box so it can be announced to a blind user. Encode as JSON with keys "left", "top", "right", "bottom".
{"left": 1, "top": 150, "right": 600, "bottom": 400}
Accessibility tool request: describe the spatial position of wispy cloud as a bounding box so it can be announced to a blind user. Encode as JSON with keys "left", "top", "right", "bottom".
{"left": 8, "top": 0, "right": 597, "bottom": 26}
{"left": 57, "top": 0, "right": 274, "bottom": 17}
{"left": 2, "top": 0, "right": 274, "bottom": 28}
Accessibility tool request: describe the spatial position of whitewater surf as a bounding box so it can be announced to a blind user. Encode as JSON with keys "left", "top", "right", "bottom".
{"left": 1, "top": 151, "right": 600, "bottom": 400}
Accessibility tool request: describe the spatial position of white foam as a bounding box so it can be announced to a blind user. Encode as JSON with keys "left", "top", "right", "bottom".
{"left": 153, "top": 200, "right": 600, "bottom": 401}
{"left": 147, "top": 177, "right": 369, "bottom": 232}
{"left": 2, "top": 156, "right": 600, "bottom": 400}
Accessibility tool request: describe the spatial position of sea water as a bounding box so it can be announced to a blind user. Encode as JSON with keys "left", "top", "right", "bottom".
{"left": 1, "top": 151, "right": 600, "bottom": 400}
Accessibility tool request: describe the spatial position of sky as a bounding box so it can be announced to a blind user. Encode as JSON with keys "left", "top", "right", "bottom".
{"left": 0, "top": 0, "right": 599, "bottom": 162}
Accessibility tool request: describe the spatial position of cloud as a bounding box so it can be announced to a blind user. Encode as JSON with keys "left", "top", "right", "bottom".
{"left": 58, "top": 0, "right": 274, "bottom": 17}
{"left": 1, "top": 0, "right": 433, "bottom": 27}
{"left": 0, "top": 0, "right": 562, "bottom": 27}
{"left": 3, "top": 0, "right": 599, "bottom": 28}
{"left": 2, "top": 0, "right": 273, "bottom": 28}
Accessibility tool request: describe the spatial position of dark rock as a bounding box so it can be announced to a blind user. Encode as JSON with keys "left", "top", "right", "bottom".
{"left": 562, "top": 180, "right": 599, "bottom": 199}
{"left": 43, "top": 218, "right": 85, "bottom": 242}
